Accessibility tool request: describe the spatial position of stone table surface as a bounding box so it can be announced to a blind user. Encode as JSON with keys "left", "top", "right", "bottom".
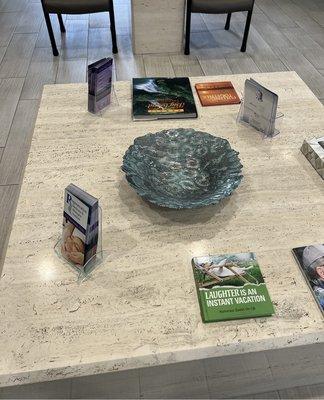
{"left": 0, "top": 72, "right": 323, "bottom": 387}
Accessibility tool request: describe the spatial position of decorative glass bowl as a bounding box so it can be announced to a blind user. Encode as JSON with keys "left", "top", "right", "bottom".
{"left": 122, "top": 128, "right": 243, "bottom": 209}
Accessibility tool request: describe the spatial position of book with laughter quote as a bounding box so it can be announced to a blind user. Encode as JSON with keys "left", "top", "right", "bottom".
{"left": 192, "top": 252, "right": 274, "bottom": 322}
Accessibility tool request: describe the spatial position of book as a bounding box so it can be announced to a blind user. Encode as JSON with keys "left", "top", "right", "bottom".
{"left": 300, "top": 136, "right": 324, "bottom": 180}
{"left": 62, "top": 184, "right": 99, "bottom": 268}
{"left": 88, "top": 57, "right": 113, "bottom": 114}
{"left": 242, "top": 78, "right": 278, "bottom": 136}
{"left": 292, "top": 244, "right": 324, "bottom": 314}
{"left": 132, "top": 77, "right": 198, "bottom": 121}
{"left": 192, "top": 252, "right": 275, "bottom": 323}
{"left": 195, "top": 81, "right": 241, "bottom": 106}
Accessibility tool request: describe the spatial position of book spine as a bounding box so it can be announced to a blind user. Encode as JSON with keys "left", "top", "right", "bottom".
{"left": 191, "top": 261, "right": 207, "bottom": 323}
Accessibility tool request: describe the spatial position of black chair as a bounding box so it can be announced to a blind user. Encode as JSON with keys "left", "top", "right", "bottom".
{"left": 185, "top": 0, "right": 255, "bottom": 55}
{"left": 40, "top": 0, "right": 118, "bottom": 56}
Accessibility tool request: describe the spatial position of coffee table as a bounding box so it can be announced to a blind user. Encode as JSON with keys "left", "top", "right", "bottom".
{"left": 0, "top": 72, "right": 323, "bottom": 398}
{"left": 132, "top": 0, "right": 185, "bottom": 54}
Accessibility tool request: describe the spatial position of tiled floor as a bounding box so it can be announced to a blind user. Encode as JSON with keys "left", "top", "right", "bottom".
{"left": 0, "top": 0, "right": 323, "bottom": 397}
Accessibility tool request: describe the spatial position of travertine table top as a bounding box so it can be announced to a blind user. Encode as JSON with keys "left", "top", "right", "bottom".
{"left": 1, "top": 72, "right": 323, "bottom": 387}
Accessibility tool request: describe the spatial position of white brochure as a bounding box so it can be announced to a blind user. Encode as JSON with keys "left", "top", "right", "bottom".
{"left": 242, "top": 78, "right": 278, "bottom": 137}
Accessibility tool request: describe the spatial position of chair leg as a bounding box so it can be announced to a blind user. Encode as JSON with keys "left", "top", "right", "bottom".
{"left": 57, "top": 13, "right": 66, "bottom": 33}
{"left": 184, "top": 0, "right": 192, "bottom": 55}
{"left": 225, "top": 13, "right": 231, "bottom": 30}
{"left": 43, "top": 10, "right": 59, "bottom": 56}
{"left": 241, "top": 10, "right": 252, "bottom": 52}
{"left": 109, "top": 1, "right": 118, "bottom": 54}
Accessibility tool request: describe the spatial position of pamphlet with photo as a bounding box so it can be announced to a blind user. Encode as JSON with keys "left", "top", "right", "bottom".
{"left": 292, "top": 244, "right": 324, "bottom": 314}
{"left": 242, "top": 78, "right": 278, "bottom": 136}
{"left": 62, "top": 184, "right": 99, "bottom": 268}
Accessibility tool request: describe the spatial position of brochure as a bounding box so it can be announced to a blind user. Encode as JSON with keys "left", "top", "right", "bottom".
{"left": 62, "top": 184, "right": 99, "bottom": 268}
{"left": 88, "top": 57, "right": 113, "bottom": 114}
{"left": 242, "top": 78, "right": 278, "bottom": 136}
{"left": 192, "top": 252, "right": 274, "bottom": 323}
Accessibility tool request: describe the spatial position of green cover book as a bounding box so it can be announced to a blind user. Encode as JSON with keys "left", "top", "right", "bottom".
{"left": 192, "top": 252, "right": 274, "bottom": 322}
{"left": 132, "top": 77, "right": 198, "bottom": 121}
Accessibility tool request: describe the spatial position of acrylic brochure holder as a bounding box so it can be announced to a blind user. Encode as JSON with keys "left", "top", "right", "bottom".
{"left": 237, "top": 98, "right": 284, "bottom": 138}
{"left": 54, "top": 205, "right": 104, "bottom": 282}
{"left": 88, "top": 85, "right": 118, "bottom": 118}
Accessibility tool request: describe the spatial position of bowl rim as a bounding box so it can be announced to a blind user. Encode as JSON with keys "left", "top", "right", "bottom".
{"left": 121, "top": 128, "right": 243, "bottom": 209}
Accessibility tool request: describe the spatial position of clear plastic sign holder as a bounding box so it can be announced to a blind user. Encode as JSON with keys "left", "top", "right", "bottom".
{"left": 54, "top": 206, "right": 104, "bottom": 283}
{"left": 236, "top": 98, "right": 284, "bottom": 138}
{"left": 88, "top": 86, "right": 118, "bottom": 118}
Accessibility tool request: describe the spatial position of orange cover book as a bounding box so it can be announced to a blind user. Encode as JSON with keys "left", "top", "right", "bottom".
{"left": 195, "top": 81, "right": 241, "bottom": 106}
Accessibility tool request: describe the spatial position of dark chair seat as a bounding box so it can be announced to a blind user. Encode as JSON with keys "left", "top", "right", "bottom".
{"left": 44, "top": 0, "right": 112, "bottom": 14}
{"left": 185, "top": 0, "right": 255, "bottom": 54}
{"left": 41, "top": 0, "right": 118, "bottom": 56}
{"left": 192, "top": 0, "right": 254, "bottom": 14}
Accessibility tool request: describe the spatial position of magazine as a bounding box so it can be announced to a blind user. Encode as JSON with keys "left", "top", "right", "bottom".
{"left": 192, "top": 252, "right": 274, "bottom": 322}
{"left": 292, "top": 244, "right": 324, "bottom": 314}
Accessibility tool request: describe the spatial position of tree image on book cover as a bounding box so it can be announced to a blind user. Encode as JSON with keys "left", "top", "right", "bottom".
{"left": 192, "top": 252, "right": 274, "bottom": 322}
{"left": 133, "top": 77, "right": 197, "bottom": 119}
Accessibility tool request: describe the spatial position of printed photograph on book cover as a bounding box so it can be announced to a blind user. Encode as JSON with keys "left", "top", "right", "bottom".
{"left": 293, "top": 244, "right": 324, "bottom": 312}
{"left": 132, "top": 77, "right": 197, "bottom": 120}
{"left": 193, "top": 252, "right": 264, "bottom": 288}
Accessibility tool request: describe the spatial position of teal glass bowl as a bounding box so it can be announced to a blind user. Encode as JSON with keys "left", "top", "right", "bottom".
{"left": 122, "top": 128, "right": 243, "bottom": 209}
